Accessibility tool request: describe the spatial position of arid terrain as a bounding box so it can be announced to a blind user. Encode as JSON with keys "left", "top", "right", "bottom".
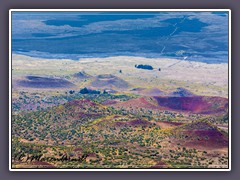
{"left": 11, "top": 54, "right": 229, "bottom": 169}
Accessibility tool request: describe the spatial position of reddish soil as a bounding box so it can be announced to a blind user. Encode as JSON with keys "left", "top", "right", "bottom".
{"left": 173, "top": 122, "right": 228, "bottom": 150}
{"left": 102, "top": 100, "right": 118, "bottom": 105}
{"left": 50, "top": 99, "right": 105, "bottom": 122}
{"left": 156, "top": 121, "right": 184, "bottom": 129}
{"left": 114, "top": 97, "right": 159, "bottom": 110}
{"left": 73, "top": 147, "right": 83, "bottom": 152}
{"left": 138, "top": 88, "right": 166, "bottom": 96}
{"left": 115, "top": 96, "right": 228, "bottom": 115}
{"left": 87, "top": 153, "right": 97, "bottom": 158}
{"left": 150, "top": 161, "right": 169, "bottom": 168}
{"left": 113, "top": 119, "right": 152, "bottom": 128}
{"left": 154, "top": 96, "right": 228, "bottom": 114}
{"left": 68, "top": 99, "right": 98, "bottom": 107}
{"left": 31, "top": 161, "right": 56, "bottom": 168}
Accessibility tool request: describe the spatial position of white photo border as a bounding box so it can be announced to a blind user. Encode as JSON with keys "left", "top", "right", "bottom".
{"left": 9, "top": 9, "right": 231, "bottom": 171}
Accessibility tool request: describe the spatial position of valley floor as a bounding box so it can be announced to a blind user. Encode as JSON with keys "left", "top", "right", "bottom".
{"left": 11, "top": 55, "right": 229, "bottom": 169}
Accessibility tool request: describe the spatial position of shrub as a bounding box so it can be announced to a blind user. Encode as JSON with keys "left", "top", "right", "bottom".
{"left": 135, "top": 64, "right": 153, "bottom": 70}
{"left": 79, "top": 87, "right": 89, "bottom": 94}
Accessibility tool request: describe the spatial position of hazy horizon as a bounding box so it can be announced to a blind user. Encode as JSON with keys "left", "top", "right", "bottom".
{"left": 12, "top": 11, "right": 229, "bottom": 64}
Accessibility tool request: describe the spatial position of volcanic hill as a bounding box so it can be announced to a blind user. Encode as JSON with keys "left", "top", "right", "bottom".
{"left": 91, "top": 74, "right": 129, "bottom": 89}
{"left": 73, "top": 71, "right": 92, "bottom": 79}
{"left": 16, "top": 75, "right": 75, "bottom": 88}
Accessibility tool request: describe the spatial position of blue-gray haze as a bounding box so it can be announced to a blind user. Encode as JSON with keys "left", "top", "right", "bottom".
{"left": 12, "top": 11, "right": 229, "bottom": 64}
